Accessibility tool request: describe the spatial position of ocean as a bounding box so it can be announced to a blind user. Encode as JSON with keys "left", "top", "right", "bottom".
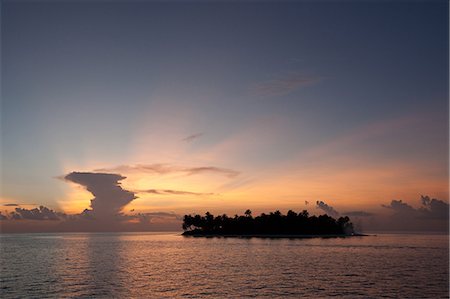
{"left": 1, "top": 232, "right": 448, "bottom": 298}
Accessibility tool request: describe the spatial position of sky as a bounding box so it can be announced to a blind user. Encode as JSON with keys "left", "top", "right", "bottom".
{"left": 1, "top": 0, "right": 448, "bottom": 232}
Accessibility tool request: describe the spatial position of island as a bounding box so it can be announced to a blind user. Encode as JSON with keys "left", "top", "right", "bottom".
{"left": 182, "top": 209, "right": 366, "bottom": 238}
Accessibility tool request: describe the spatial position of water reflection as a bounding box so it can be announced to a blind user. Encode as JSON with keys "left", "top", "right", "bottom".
{"left": 47, "top": 233, "right": 132, "bottom": 297}
{"left": 1, "top": 233, "right": 448, "bottom": 298}
{"left": 85, "top": 233, "right": 128, "bottom": 297}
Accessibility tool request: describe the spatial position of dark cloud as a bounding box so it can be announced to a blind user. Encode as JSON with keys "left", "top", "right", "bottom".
{"left": 0, "top": 171, "right": 186, "bottom": 232}
{"left": 9, "top": 206, "right": 66, "bottom": 221}
{"left": 380, "top": 195, "right": 449, "bottom": 231}
{"left": 3, "top": 203, "right": 19, "bottom": 206}
{"left": 381, "top": 197, "right": 449, "bottom": 219}
{"left": 182, "top": 133, "right": 203, "bottom": 142}
{"left": 128, "top": 211, "right": 182, "bottom": 223}
{"left": 316, "top": 200, "right": 339, "bottom": 217}
{"left": 343, "top": 211, "right": 374, "bottom": 217}
{"left": 250, "top": 72, "right": 320, "bottom": 97}
{"left": 140, "top": 189, "right": 214, "bottom": 196}
{"left": 94, "top": 164, "right": 239, "bottom": 178}
{"left": 382, "top": 199, "right": 416, "bottom": 213}
{"left": 419, "top": 195, "right": 449, "bottom": 220}
{"left": 0, "top": 208, "right": 182, "bottom": 233}
{"left": 64, "top": 172, "right": 136, "bottom": 219}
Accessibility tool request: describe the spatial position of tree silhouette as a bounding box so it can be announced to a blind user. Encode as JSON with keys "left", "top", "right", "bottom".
{"left": 182, "top": 209, "right": 355, "bottom": 236}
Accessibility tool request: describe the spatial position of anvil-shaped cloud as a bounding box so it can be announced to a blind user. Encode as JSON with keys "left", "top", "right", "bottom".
{"left": 64, "top": 172, "right": 137, "bottom": 219}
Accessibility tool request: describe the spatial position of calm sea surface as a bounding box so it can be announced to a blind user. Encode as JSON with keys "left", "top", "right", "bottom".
{"left": 0, "top": 232, "right": 448, "bottom": 298}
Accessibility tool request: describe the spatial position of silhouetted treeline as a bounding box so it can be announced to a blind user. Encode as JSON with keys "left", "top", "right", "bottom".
{"left": 182, "top": 209, "right": 354, "bottom": 236}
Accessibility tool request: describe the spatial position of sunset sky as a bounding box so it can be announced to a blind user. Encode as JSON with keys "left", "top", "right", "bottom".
{"left": 1, "top": 0, "right": 448, "bottom": 232}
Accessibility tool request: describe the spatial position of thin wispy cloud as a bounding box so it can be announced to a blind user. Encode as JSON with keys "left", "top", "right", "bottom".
{"left": 94, "top": 164, "right": 179, "bottom": 175}
{"left": 2, "top": 203, "right": 38, "bottom": 207}
{"left": 94, "top": 164, "right": 240, "bottom": 178}
{"left": 343, "top": 211, "right": 374, "bottom": 217}
{"left": 250, "top": 72, "right": 320, "bottom": 97}
{"left": 140, "top": 189, "right": 214, "bottom": 196}
{"left": 182, "top": 133, "right": 203, "bottom": 142}
{"left": 184, "top": 166, "right": 239, "bottom": 178}
{"left": 127, "top": 211, "right": 183, "bottom": 222}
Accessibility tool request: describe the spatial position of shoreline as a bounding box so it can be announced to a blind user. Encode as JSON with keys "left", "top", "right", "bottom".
{"left": 182, "top": 233, "right": 370, "bottom": 239}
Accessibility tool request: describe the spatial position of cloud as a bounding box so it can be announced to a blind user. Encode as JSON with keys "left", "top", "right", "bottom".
{"left": 9, "top": 206, "right": 66, "bottom": 221}
{"left": 0, "top": 208, "right": 183, "bottom": 232}
{"left": 139, "top": 189, "right": 214, "bottom": 196}
{"left": 379, "top": 195, "right": 449, "bottom": 231}
{"left": 382, "top": 199, "right": 416, "bottom": 214}
{"left": 94, "top": 164, "right": 179, "bottom": 175}
{"left": 3, "top": 203, "right": 19, "bottom": 206}
{"left": 64, "top": 172, "right": 136, "bottom": 219}
{"left": 182, "top": 133, "right": 203, "bottom": 142}
{"left": 1, "top": 171, "right": 186, "bottom": 232}
{"left": 343, "top": 211, "right": 374, "bottom": 217}
{"left": 128, "top": 211, "right": 182, "bottom": 223}
{"left": 184, "top": 166, "right": 239, "bottom": 178}
{"left": 250, "top": 72, "right": 320, "bottom": 97}
{"left": 94, "top": 164, "right": 239, "bottom": 178}
{"left": 419, "top": 195, "right": 449, "bottom": 220}
{"left": 316, "top": 200, "right": 339, "bottom": 217}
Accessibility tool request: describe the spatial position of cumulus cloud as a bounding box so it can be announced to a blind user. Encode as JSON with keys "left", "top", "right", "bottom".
{"left": 250, "top": 72, "right": 320, "bottom": 97}
{"left": 0, "top": 171, "right": 187, "bottom": 232}
{"left": 382, "top": 199, "right": 416, "bottom": 213}
{"left": 140, "top": 189, "right": 214, "bottom": 196}
{"left": 9, "top": 206, "right": 66, "bottom": 221}
{"left": 380, "top": 195, "right": 449, "bottom": 231}
{"left": 94, "top": 164, "right": 239, "bottom": 178}
{"left": 419, "top": 195, "right": 449, "bottom": 219}
{"left": 316, "top": 200, "right": 339, "bottom": 217}
{"left": 382, "top": 196, "right": 449, "bottom": 219}
{"left": 182, "top": 133, "right": 203, "bottom": 142}
{"left": 0, "top": 208, "right": 183, "bottom": 232}
{"left": 64, "top": 172, "right": 136, "bottom": 219}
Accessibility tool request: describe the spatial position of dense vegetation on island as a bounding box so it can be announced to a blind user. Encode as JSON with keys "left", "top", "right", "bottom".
{"left": 182, "top": 209, "right": 355, "bottom": 236}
